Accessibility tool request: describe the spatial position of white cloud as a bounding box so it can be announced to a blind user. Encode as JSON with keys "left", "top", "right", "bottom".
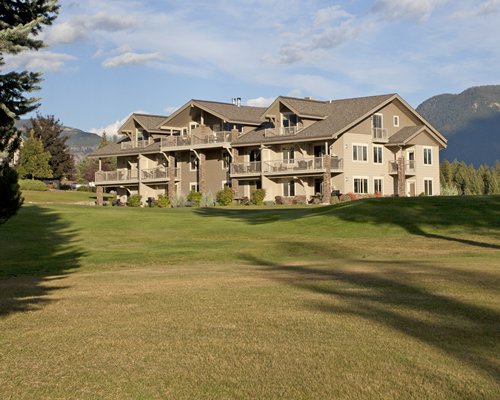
{"left": 372, "top": 0, "right": 448, "bottom": 22}
{"left": 102, "top": 52, "right": 162, "bottom": 68}
{"left": 3, "top": 50, "right": 76, "bottom": 72}
{"left": 245, "top": 97, "right": 274, "bottom": 107}
{"left": 164, "top": 106, "right": 180, "bottom": 114}
{"left": 90, "top": 111, "right": 146, "bottom": 137}
{"left": 452, "top": 0, "right": 500, "bottom": 18}
{"left": 314, "top": 5, "right": 353, "bottom": 26}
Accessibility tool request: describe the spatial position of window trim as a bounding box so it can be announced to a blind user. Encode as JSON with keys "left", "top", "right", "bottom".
{"left": 221, "top": 149, "right": 230, "bottom": 170}
{"left": 373, "top": 145, "right": 383, "bottom": 165}
{"left": 372, "top": 113, "right": 383, "bottom": 129}
{"left": 352, "top": 143, "right": 368, "bottom": 162}
{"left": 393, "top": 115, "right": 400, "bottom": 127}
{"left": 189, "top": 154, "right": 199, "bottom": 172}
{"left": 423, "top": 146, "right": 433, "bottom": 166}
{"left": 424, "top": 178, "right": 433, "bottom": 196}
{"left": 189, "top": 182, "right": 199, "bottom": 192}
{"left": 373, "top": 177, "right": 383, "bottom": 195}
{"left": 353, "top": 176, "right": 369, "bottom": 194}
{"left": 283, "top": 180, "right": 295, "bottom": 196}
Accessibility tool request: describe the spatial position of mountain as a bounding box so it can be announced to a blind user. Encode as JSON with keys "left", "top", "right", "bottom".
{"left": 416, "top": 85, "right": 500, "bottom": 166}
{"left": 15, "top": 119, "right": 101, "bottom": 161}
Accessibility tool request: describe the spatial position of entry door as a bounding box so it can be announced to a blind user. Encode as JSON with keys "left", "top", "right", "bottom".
{"left": 408, "top": 181, "right": 416, "bottom": 197}
{"left": 314, "top": 145, "right": 324, "bottom": 158}
{"left": 407, "top": 151, "right": 415, "bottom": 169}
{"left": 249, "top": 149, "right": 260, "bottom": 162}
{"left": 314, "top": 179, "right": 323, "bottom": 195}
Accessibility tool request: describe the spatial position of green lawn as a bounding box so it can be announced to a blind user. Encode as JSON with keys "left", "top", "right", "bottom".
{"left": 22, "top": 189, "right": 114, "bottom": 204}
{"left": 0, "top": 196, "right": 499, "bottom": 399}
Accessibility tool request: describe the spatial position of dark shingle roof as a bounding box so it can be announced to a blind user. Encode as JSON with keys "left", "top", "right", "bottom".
{"left": 132, "top": 113, "right": 169, "bottom": 130}
{"left": 234, "top": 94, "right": 395, "bottom": 145}
{"left": 387, "top": 126, "right": 425, "bottom": 145}
{"left": 192, "top": 100, "right": 266, "bottom": 124}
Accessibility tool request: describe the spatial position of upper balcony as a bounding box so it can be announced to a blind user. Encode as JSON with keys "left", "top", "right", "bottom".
{"left": 264, "top": 126, "right": 299, "bottom": 138}
{"left": 230, "top": 156, "right": 343, "bottom": 178}
{"left": 388, "top": 160, "right": 416, "bottom": 175}
{"left": 95, "top": 166, "right": 179, "bottom": 184}
{"left": 160, "top": 131, "right": 231, "bottom": 150}
{"left": 372, "top": 128, "right": 388, "bottom": 143}
{"left": 120, "top": 138, "right": 155, "bottom": 150}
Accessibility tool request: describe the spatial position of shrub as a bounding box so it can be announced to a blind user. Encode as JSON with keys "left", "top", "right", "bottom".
{"left": 171, "top": 194, "right": 186, "bottom": 208}
{"left": 441, "top": 184, "right": 459, "bottom": 196}
{"left": 339, "top": 194, "right": 352, "bottom": 202}
{"left": 275, "top": 196, "right": 292, "bottom": 205}
{"left": 200, "top": 192, "right": 215, "bottom": 207}
{"left": 241, "top": 196, "right": 250, "bottom": 206}
{"left": 19, "top": 179, "right": 47, "bottom": 191}
{"left": 292, "top": 195, "right": 307, "bottom": 205}
{"left": 187, "top": 191, "right": 202, "bottom": 206}
{"left": 76, "top": 185, "right": 91, "bottom": 192}
{"left": 250, "top": 188, "right": 266, "bottom": 205}
{"left": 127, "top": 194, "right": 142, "bottom": 207}
{"left": 330, "top": 196, "right": 340, "bottom": 205}
{"left": 216, "top": 187, "right": 233, "bottom": 206}
{"left": 155, "top": 194, "right": 170, "bottom": 208}
{"left": 263, "top": 201, "right": 275, "bottom": 206}
{"left": 346, "top": 192, "right": 358, "bottom": 200}
{"left": 60, "top": 183, "right": 72, "bottom": 191}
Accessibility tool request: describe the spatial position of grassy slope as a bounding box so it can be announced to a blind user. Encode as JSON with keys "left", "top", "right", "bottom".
{"left": 22, "top": 189, "right": 114, "bottom": 204}
{"left": 0, "top": 196, "right": 499, "bottom": 399}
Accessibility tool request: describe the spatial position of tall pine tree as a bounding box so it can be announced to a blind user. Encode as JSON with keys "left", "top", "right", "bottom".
{"left": 17, "top": 131, "right": 52, "bottom": 180}
{"left": 31, "top": 114, "right": 74, "bottom": 179}
{"left": 0, "top": 1, "right": 59, "bottom": 223}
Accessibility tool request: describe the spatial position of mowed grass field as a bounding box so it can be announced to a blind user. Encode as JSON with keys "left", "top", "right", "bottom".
{"left": 1, "top": 192, "right": 499, "bottom": 399}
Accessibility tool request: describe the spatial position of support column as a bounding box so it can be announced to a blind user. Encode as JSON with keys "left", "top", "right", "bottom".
{"left": 199, "top": 152, "right": 206, "bottom": 193}
{"left": 167, "top": 154, "right": 176, "bottom": 204}
{"left": 96, "top": 186, "right": 103, "bottom": 206}
{"left": 397, "top": 156, "right": 406, "bottom": 196}
{"left": 231, "top": 147, "right": 239, "bottom": 197}
{"left": 322, "top": 154, "right": 331, "bottom": 204}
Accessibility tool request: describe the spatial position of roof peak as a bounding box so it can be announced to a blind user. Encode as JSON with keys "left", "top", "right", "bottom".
{"left": 192, "top": 99, "right": 267, "bottom": 110}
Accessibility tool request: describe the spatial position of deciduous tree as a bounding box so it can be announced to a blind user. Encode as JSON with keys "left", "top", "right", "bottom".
{"left": 17, "top": 131, "right": 52, "bottom": 180}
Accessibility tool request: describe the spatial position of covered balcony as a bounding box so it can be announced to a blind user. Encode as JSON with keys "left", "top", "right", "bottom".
{"left": 160, "top": 131, "right": 231, "bottom": 150}
{"left": 95, "top": 169, "right": 139, "bottom": 184}
{"left": 372, "top": 128, "right": 388, "bottom": 143}
{"left": 388, "top": 160, "right": 416, "bottom": 175}
{"left": 230, "top": 161, "right": 261, "bottom": 177}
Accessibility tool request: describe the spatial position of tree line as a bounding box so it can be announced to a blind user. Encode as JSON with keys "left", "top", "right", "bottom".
{"left": 440, "top": 159, "right": 500, "bottom": 195}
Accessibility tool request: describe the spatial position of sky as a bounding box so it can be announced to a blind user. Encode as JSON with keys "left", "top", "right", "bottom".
{"left": 4, "top": 0, "right": 500, "bottom": 135}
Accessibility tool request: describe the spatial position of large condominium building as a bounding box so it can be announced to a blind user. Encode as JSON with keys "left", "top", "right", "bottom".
{"left": 90, "top": 93, "right": 447, "bottom": 204}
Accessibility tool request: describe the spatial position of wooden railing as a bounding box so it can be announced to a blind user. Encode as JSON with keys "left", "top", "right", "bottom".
{"left": 160, "top": 131, "right": 231, "bottom": 148}
{"left": 95, "top": 169, "right": 138, "bottom": 183}
{"left": 230, "top": 161, "right": 261, "bottom": 175}
{"left": 264, "top": 126, "right": 298, "bottom": 137}
{"left": 230, "top": 157, "right": 342, "bottom": 176}
{"left": 120, "top": 138, "right": 154, "bottom": 149}
{"left": 372, "top": 128, "right": 388, "bottom": 142}
{"left": 389, "top": 160, "right": 416, "bottom": 174}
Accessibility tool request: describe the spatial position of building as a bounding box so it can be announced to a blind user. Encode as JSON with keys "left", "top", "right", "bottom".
{"left": 90, "top": 93, "right": 447, "bottom": 204}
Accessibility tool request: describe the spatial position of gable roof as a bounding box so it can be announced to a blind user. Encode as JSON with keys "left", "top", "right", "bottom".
{"left": 387, "top": 126, "right": 425, "bottom": 145}
{"left": 157, "top": 99, "right": 266, "bottom": 128}
{"left": 118, "top": 113, "right": 169, "bottom": 134}
{"left": 234, "top": 93, "right": 396, "bottom": 145}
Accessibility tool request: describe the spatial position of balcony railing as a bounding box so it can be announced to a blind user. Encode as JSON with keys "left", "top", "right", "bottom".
{"left": 230, "top": 157, "right": 343, "bottom": 176}
{"left": 141, "top": 167, "right": 167, "bottom": 180}
{"left": 120, "top": 138, "right": 154, "bottom": 150}
{"left": 95, "top": 169, "right": 138, "bottom": 183}
{"left": 160, "top": 131, "right": 231, "bottom": 148}
{"left": 389, "top": 160, "right": 416, "bottom": 174}
{"left": 231, "top": 161, "right": 261, "bottom": 175}
{"left": 372, "top": 128, "right": 388, "bottom": 142}
{"left": 264, "top": 126, "right": 298, "bottom": 137}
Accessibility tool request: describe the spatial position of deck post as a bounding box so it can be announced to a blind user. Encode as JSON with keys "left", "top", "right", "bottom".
{"left": 168, "top": 154, "right": 176, "bottom": 204}
{"left": 96, "top": 186, "right": 103, "bottom": 206}
{"left": 397, "top": 156, "right": 406, "bottom": 196}
{"left": 199, "top": 152, "right": 206, "bottom": 194}
{"left": 322, "top": 154, "right": 331, "bottom": 204}
{"left": 231, "top": 147, "right": 239, "bottom": 196}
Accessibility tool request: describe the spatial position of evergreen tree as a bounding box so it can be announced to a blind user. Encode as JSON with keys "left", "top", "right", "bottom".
{"left": 0, "top": 1, "right": 59, "bottom": 223}
{"left": 98, "top": 131, "right": 116, "bottom": 171}
{"left": 31, "top": 114, "right": 74, "bottom": 179}
{"left": 17, "top": 131, "right": 52, "bottom": 180}
{"left": 440, "top": 159, "right": 452, "bottom": 187}
{"left": 453, "top": 161, "right": 469, "bottom": 195}
{"left": 76, "top": 157, "right": 98, "bottom": 184}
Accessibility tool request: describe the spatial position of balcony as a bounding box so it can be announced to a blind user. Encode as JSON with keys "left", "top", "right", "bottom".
{"left": 95, "top": 169, "right": 138, "bottom": 184}
{"left": 141, "top": 166, "right": 180, "bottom": 181}
{"left": 229, "top": 157, "right": 343, "bottom": 177}
{"left": 388, "top": 160, "right": 416, "bottom": 175}
{"left": 230, "top": 161, "right": 261, "bottom": 176}
{"left": 120, "top": 138, "right": 155, "bottom": 150}
{"left": 372, "top": 128, "right": 388, "bottom": 143}
{"left": 264, "top": 126, "right": 298, "bottom": 138}
{"left": 160, "top": 131, "right": 231, "bottom": 149}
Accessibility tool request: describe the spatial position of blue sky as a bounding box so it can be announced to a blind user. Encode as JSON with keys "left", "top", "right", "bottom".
{"left": 5, "top": 0, "right": 500, "bottom": 135}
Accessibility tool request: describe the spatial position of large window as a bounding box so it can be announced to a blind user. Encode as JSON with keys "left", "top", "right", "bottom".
{"left": 374, "top": 178, "right": 383, "bottom": 194}
{"left": 222, "top": 150, "right": 230, "bottom": 170}
{"left": 282, "top": 113, "right": 298, "bottom": 128}
{"left": 284, "top": 180, "right": 295, "bottom": 196}
{"left": 373, "top": 145, "right": 383, "bottom": 164}
{"left": 423, "top": 147, "right": 432, "bottom": 165}
{"left": 354, "top": 177, "right": 368, "bottom": 194}
{"left": 424, "top": 179, "right": 433, "bottom": 196}
{"left": 373, "top": 113, "right": 383, "bottom": 129}
{"left": 353, "top": 144, "right": 368, "bottom": 162}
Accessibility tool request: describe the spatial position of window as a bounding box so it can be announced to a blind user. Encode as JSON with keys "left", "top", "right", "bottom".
{"left": 424, "top": 179, "right": 433, "bottom": 196}
{"left": 222, "top": 150, "right": 230, "bottom": 170}
{"left": 284, "top": 180, "right": 295, "bottom": 196}
{"left": 354, "top": 177, "right": 368, "bottom": 194}
{"left": 353, "top": 144, "right": 368, "bottom": 161}
{"left": 190, "top": 154, "right": 199, "bottom": 171}
{"left": 373, "top": 145, "right": 383, "bottom": 164}
{"left": 423, "top": 147, "right": 432, "bottom": 165}
{"left": 373, "top": 113, "right": 383, "bottom": 129}
{"left": 189, "top": 182, "right": 199, "bottom": 192}
{"left": 282, "top": 113, "right": 298, "bottom": 128}
{"left": 374, "top": 178, "right": 383, "bottom": 194}
{"left": 284, "top": 147, "right": 295, "bottom": 163}
{"left": 189, "top": 122, "right": 199, "bottom": 133}
{"left": 393, "top": 116, "right": 400, "bottom": 127}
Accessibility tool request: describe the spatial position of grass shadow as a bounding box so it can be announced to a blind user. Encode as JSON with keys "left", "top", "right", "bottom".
{"left": 0, "top": 205, "right": 85, "bottom": 316}
{"left": 241, "top": 245, "right": 500, "bottom": 381}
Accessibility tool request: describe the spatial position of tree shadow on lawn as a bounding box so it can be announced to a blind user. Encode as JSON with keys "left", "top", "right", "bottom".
{"left": 0, "top": 205, "right": 85, "bottom": 317}
{"left": 241, "top": 244, "right": 500, "bottom": 382}
{"left": 195, "top": 196, "right": 500, "bottom": 249}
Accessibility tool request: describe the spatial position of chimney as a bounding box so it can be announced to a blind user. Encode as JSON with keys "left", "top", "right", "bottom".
{"left": 236, "top": 97, "right": 241, "bottom": 107}
{"left": 304, "top": 96, "right": 314, "bottom": 100}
